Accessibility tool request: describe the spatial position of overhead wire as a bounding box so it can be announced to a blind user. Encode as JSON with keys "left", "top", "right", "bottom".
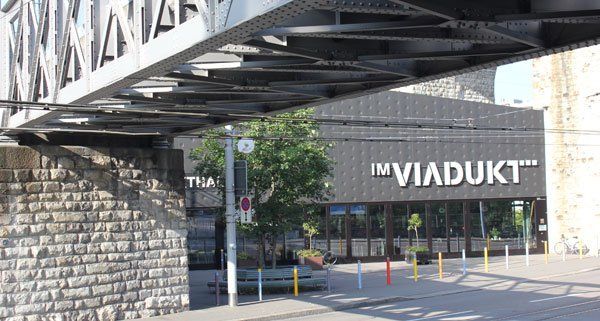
{"left": 2, "top": 99, "right": 600, "bottom": 142}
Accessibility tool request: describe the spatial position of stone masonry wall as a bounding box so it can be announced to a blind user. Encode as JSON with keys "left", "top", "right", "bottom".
{"left": 394, "top": 68, "right": 497, "bottom": 104}
{"left": 532, "top": 45, "right": 600, "bottom": 256}
{"left": 0, "top": 145, "right": 189, "bottom": 320}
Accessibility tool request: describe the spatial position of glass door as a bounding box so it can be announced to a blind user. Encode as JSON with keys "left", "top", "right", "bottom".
{"left": 392, "top": 204, "right": 409, "bottom": 255}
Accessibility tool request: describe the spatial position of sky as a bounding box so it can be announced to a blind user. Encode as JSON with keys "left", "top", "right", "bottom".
{"left": 494, "top": 60, "right": 534, "bottom": 105}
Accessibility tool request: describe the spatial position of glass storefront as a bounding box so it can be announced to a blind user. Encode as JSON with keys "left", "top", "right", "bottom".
{"left": 430, "top": 202, "right": 447, "bottom": 253}
{"left": 349, "top": 205, "right": 367, "bottom": 257}
{"left": 392, "top": 204, "right": 409, "bottom": 255}
{"left": 368, "top": 205, "right": 386, "bottom": 256}
{"left": 187, "top": 209, "right": 217, "bottom": 265}
{"left": 186, "top": 198, "right": 545, "bottom": 267}
{"left": 447, "top": 202, "right": 464, "bottom": 252}
{"left": 329, "top": 205, "right": 347, "bottom": 257}
{"left": 317, "top": 198, "right": 543, "bottom": 258}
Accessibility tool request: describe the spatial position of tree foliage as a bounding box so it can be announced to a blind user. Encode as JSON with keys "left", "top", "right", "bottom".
{"left": 190, "top": 108, "right": 333, "bottom": 266}
{"left": 408, "top": 213, "right": 423, "bottom": 247}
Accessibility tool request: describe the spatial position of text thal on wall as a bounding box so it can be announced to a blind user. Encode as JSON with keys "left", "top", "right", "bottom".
{"left": 371, "top": 160, "right": 539, "bottom": 187}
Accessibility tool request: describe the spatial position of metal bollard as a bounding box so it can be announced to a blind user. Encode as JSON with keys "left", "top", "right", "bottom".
{"left": 413, "top": 257, "right": 418, "bottom": 282}
{"left": 438, "top": 252, "right": 443, "bottom": 280}
{"left": 220, "top": 249, "right": 224, "bottom": 272}
{"left": 505, "top": 245, "right": 509, "bottom": 270}
{"left": 357, "top": 260, "right": 362, "bottom": 290}
{"left": 484, "top": 247, "right": 489, "bottom": 272}
{"left": 215, "top": 272, "right": 220, "bottom": 306}
{"left": 326, "top": 266, "right": 332, "bottom": 293}
{"left": 386, "top": 257, "right": 391, "bottom": 285}
{"left": 462, "top": 249, "right": 466, "bottom": 275}
{"left": 293, "top": 266, "right": 299, "bottom": 297}
{"left": 544, "top": 241, "right": 548, "bottom": 264}
{"left": 258, "top": 268, "right": 263, "bottom": 302}
{"left": 525, "top": 242, "right": 530, "bottom": 266}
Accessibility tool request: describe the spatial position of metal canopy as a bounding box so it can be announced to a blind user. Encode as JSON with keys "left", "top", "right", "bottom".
{"left": 2, "top": 0, "right": 600, "bottom": 135}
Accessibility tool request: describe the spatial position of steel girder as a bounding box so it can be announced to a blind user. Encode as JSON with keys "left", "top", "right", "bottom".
{"left": 2, "top": 0, "right": 600, "bottom": 135}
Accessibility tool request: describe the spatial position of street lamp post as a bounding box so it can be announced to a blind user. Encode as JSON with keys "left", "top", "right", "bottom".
{"left": 224, "top": 125, "right": 238, "bottom": 306}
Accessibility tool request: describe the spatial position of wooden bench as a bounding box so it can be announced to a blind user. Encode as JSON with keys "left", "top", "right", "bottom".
{"left": 207, "top": 266, "right": 326, "bottom": 293}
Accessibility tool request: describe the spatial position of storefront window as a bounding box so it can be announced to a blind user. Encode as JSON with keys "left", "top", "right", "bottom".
{"left": 329, "top": 205, "right": 347, "bottom": 256}
{"left": 430, "top": 202, "right": 447, "bottom": 253}
{"left": 408, "top": 203, "right": 426, "bottom": 248}
{"left": 314, "top": 206, "right": 328, "bottom": 252}
{"left": 392, "top": 204, "right": 409, "bottom": 254}
{"left": 447, "top": 202, "right": 464, "bottom": 252}
{"left": 368, "top": 205, "right": 386, "bottom": 256}
{"left": 470, "top": 201, "right": 485, "bottom": 251}
{"left": 187, "top": 209, "right": 216, "bottom": 265}
{"left": 471, "top": 200, "right": 537, "bottom": 251}
{"left": 350, "top": 205, "right": 367, "bottom": 257}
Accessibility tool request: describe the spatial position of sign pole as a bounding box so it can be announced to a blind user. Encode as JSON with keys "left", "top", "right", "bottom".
{"left": 224, "top": 126, "right": 238, "bottom": 306}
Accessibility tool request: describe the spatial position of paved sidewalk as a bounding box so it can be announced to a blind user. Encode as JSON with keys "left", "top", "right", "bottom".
{"left": 136, "top": 254, "right": 600, "bottom": 321}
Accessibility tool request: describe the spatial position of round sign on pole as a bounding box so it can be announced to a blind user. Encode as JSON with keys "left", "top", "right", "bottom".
{"left": 237, "top": 139, "right": 255, "bottom": 154}
{"left": 240, "top": 196, "right": 251, "bottom": 213}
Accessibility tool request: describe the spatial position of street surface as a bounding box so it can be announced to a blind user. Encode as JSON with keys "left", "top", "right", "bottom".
{"left": 138, "top": 255, "right": 600, "bottom": 321}
{"left": 284, "top": 269, "right": 600, "bottom": 320}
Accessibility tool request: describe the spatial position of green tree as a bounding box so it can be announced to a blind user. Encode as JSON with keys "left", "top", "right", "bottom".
{"left": 303, "top": 219, "right": 320, "bottom": 250}
{"left": 408, "top": 213, "right": 423, "bottom": 247}
{"left": 190, "top": 108, "right": 333, "bottom": 268}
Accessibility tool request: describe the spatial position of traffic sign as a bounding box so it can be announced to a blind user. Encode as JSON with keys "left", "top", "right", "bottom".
{"left": 240, "top": 196, "right": 251, "bottom": 213}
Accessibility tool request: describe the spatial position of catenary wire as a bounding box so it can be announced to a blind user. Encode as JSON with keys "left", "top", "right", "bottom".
{"left": 2, "top": 100, "right": 600, "bottom": 137}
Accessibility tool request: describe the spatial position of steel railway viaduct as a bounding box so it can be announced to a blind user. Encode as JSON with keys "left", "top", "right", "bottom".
{"left": 1, "top": 1, "right": 600, "bottom": 320}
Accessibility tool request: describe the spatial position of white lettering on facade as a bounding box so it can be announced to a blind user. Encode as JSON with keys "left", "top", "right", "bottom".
{"left": 184, "top": 176, "right": 217, "bottom": 188}
{"left": 372, "top": 160, "right": 539, "bottom": 188}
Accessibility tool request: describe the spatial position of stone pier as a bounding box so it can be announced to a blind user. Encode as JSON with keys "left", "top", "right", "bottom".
{"left": 0, "top": 145, "right": 189, "bottom": 320}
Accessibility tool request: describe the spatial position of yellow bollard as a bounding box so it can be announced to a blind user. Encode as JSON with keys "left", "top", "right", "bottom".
{"left": 413, "top": 257, "right": 418, "bottom": 282}
{"left": 293, "top": 266, "right": 299, "bottom": 296}
{"left": 579, "top": 240, "right": 583, "bottom": 259}
{"left": 438, "top": 252, "right": 443, "bottom": 279}
{"left": 484, "top": 247, "right": 489, "bottom": 272}
{"left": 544, "top": 241, "right": 548, "bottom": 264}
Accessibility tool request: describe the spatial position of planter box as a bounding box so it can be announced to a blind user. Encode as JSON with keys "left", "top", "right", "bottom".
{"left": 404, "top": 250, "right": 431, "bottom": 265}
{"left": 299, "top": 256, "right": 323, "bottom": 270}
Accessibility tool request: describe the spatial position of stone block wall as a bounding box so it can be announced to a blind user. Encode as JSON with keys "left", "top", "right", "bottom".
{"left": 0, "top": 145, "right": 189, "bottom": 320}
{"left": 532, "top": 45, "right": 600, "bottom": 255}
{"left": 394, "top": 68, "right": 497, "bottom": 104}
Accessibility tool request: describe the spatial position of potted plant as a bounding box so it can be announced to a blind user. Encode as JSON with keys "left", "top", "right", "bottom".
{"left": 303, "top": 220, "right": 320, "bottom": 251}
{"left": 405, "top": 246, "right": 431, "bottom": 265}
{"left": 237, "top": 251, "right": 256, "bottom": 268}
{"left": 405, "top": 213, "right": 430, "bottom": 264}
{"left": 297, "top": 249, "right": 323, "bottom": 270}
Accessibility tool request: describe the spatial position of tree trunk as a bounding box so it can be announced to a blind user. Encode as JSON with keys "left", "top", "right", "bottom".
{"left": 309, "top": 235, "right": 312, "bottom": 250}
{"left": 271, "top": 235, "right": 277, "bottom": 269}
{"left": 415, "top": 229, "right": 420, "bottom": 248}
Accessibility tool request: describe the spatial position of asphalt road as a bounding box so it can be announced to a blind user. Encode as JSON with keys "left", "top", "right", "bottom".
{"left": 282, "top": 269, "right": 600, "bottom": 320}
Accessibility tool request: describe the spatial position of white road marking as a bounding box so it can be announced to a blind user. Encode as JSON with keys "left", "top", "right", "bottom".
{"left": 530, "top": 294, "right": 579, "bottom": 303}
{"left": 408, "top": 310, "right": 475, "bottom": 321}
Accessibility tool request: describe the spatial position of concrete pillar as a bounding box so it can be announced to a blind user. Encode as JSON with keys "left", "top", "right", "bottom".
{"left": 532, "top": 45, "right": 600, "bottom": 257}
{"left": 0, "top": 145, "right": 189, "bottom": 320}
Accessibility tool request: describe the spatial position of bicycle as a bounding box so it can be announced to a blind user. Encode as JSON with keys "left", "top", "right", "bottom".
{"left": 323, "top": 251, "right": 337, "bottom": 266}
{"left": 554, "top": 235, "right": 589, "bottom": 255}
